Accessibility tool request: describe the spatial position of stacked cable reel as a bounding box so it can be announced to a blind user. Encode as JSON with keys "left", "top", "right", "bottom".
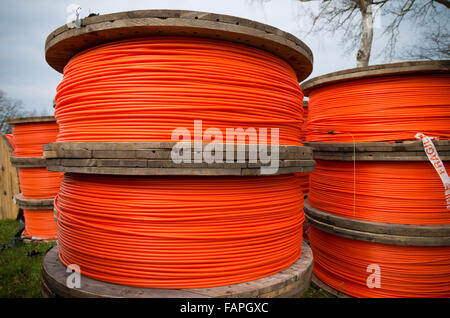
{"left": 302, "top": 60, "right": 450, "bottom": 298}
{"left": 7, "top": 116, "right": 63, "bottom": 242}
{"left": 41, "top": 10, "right": 316, "bottom": 298}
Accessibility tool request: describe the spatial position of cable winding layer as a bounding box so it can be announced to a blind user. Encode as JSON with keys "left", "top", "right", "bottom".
{"left": 55, "top": 37, "right": 304, "bottom": 144}
{"left": 55, "top": 173, "right": 304, "bottom": 288}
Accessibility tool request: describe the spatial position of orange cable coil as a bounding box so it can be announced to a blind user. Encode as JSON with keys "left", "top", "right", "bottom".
{"left": 305, "top": 74, "right": 450, "bottom": 142}
{"left": 23, "top": 209, "right": 57, "bottom": 240}
{"left": 309, "top": 160, "right": 450, "bottom": 225}
{"left": 55, "top": 173, "right": 304, "bottom": 288}
{"left": 309, "top": 227, "right": 450, "bottom": 298}
{"left": 18, "top": 168, "right": 63, "bottom": 199}
{"left": 12, "top": 122, "right": 58, "bottom": 157}
{"left": 55, "top": 37, "right": 304, "bottom": 144}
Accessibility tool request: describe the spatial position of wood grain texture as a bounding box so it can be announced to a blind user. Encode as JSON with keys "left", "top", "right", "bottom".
{"left": 42, "top": 242, "right": 313, "bottom": 298}
{"left": 301, "top": 60, "right": 450, "bottom": 95}
{"left": 305, "top": 208, "right": 450, "bottom": 246}
{"left": 0, "top": 135, "right": 20, "bottom": 219}
{"left": 14, "top": 193, "right": 54, "bottom": 210}
{"left": 6, "top": 116, "right": 56, "bottom": 125}
{"left": 43, "top": 142, "right": 315, "bottom": 175}
{"left": 10, "top": 156, "right": 46, "bottom": 168}
{"left": 305, "top": 141, "right": 450, "bottom": 161}
{"left": 45, "top": 10, "right": 313, "bottom": 81}
{"left": 311, "top": 274, "right": 351, "bottom": 298}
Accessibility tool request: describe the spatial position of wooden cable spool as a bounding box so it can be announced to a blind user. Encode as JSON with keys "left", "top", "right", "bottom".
{"left": 42, "top": 242, "right": 313, "bottom": 298}
{"left": 42, "top": 10, "right": 315, "bottom": 297}
{"left": 301, "top": 61, "right": 450, "bottom": 298}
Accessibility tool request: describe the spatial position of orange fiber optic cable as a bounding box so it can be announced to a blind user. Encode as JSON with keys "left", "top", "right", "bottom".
{"left": 18, "top": 168, "right": 63, "bottom": 199}
{"left": 54, "top": 37, "right": 304, "bottom": 144}
{"left": 23, "top": 209, "right": 57, "bottom": 240}
{"left": 12, "top": 122, "right": 59, "bottom": 157}
{"left": 306, "top": 74, "right": 450, "bottom": 142}
{"left": 309, "top": 227, "right": 450, "bottom": 298}
{"left": 55, "top": 173, "right": 304, "bottom": 288}
{"left": 309, "top": 160, "right": 450, "bottom": 225}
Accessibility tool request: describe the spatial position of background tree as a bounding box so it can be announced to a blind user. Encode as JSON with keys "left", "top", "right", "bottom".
{"left": 0, "top": 90, "right": 28, "bottom": 134}
{"left": 297, "top": 0, "right": 450, "bottom": 67}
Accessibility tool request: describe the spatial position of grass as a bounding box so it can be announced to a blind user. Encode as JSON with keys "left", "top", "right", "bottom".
{"left": 0, "top": 219, "right": 332, "bottom": 298}
{"left": 0, "top": 219, "right": 56, "bottom": 298}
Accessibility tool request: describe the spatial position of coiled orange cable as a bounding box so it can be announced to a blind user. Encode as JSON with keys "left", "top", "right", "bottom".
{"left": 306, "top": 74, "right": 450, "bottom": 142}
{"left": 55, "top": 173, "right": 304, "bottom": 288}
{"left": 23, "top": 209, "right": 57, "bottom": 240}
{"left": 18, "top": 168, "right": 63, "bottom": 199}
{"left": 309, "top": 160, "right": 450, "bottom": 225}
{"left": 12, "top": 122, "right": 58, "bottom": 157}
{"left": 310, "top": 227, "right": 450, "bottom": 298}
{"left": 55, "top": 37, "right": 304, "bottom": 144}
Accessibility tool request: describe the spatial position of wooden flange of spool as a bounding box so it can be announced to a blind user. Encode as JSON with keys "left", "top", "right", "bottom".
{"left": 14, "top": 193, "right": 54, "bottom": 210}
{"left": 10, "top": 156, "right": 46, "bottom": 168}
{"left": 45, "top": 10, "right": 313, "bottom": 81}
{"left": 43, "top": 142, "right": 315, "bottom": 176}
{"left": 6, "top": 116, "right": 56, "bottom": 126}
{"left": 304, "top": 140, "right": 450, "bottom": 161}
{"left": 304, "top": 201, "right": 450, "bottom": 246}
{"left": 311, "top": 274, "right": 351, "bottom": 298}
{"left": 42, "top": 242, "right": 313, "bottom": 298}
{"left": 301, "top": 60, "right": 449, "bottom": 96}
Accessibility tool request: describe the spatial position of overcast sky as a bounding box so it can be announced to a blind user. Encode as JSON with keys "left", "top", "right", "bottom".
{"left": 0, "top": 0, "right": 423, "bottom": 114}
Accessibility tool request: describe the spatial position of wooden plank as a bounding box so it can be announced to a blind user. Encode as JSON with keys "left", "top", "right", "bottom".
{"left": 14, "top": 194, "right": 54, "bottom": 210}
{"left": 10, "top": 156, "right": 46, "bottom": 167}
{"left": 6, "top": 116, "right": 56, "bottom": 125}
{"left": 301, "top": 60, "right": 450, "bottom": 95}
{"left": 42, "top": 242, "right": 313, "bottom": 298}
{"left": 45, "top": 10, "right": 313, "bottom": 81}
{"left": 304, "top": 201, "right": 450, "bottom": 237}
{"left": 311, "top": 274, "right": 351, "bottom": 298}
{"left": 0, "top": 135, "right": 20, "bottom": 220}
{"left": 306, "top": 216, "right": 450, "bottom": 246}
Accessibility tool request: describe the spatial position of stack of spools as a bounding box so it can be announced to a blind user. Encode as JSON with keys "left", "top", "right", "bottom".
{"left": 41, "top": 10, "right": 316, "bottom": 298}
{"left": 302, "top": 60, "right": 450, "bottom": 297}
{"left": 7, "top": 116, "right": 63, "bottom": 241}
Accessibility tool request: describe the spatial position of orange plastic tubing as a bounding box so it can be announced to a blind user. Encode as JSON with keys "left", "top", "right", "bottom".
{"left": 18, "top": 168, "right": 63, "bottom": 199}
{"left": 309, "top": 160, "right": 450, "bottom": 225}
{"left": 55, "top": 173, "right": 304, "bottom": 289}
{"left": 4, "top": 133, "right": 15, "bottom": 150}
{"left": 12, "top": 122, "right": 58, "bottom": 157}
{"left": 55, "top": 37, "right": 304, "bottom": 144}
{"left": 306, "top": 74, "right": 450, "bottom": 142}
{"left": 310, "top": 227, "right": 450, "bottom": 298}
{"left": 23, "top": 209, "right": 57, "bottom": 240}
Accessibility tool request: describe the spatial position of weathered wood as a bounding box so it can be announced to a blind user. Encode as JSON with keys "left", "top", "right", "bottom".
{"left": 311, "top": 274, "right": 351, "bottom": 298}
{"left": 45, "top": 10, "right": 313, "bottom": 81}
{"left": 305, "top": 140, "right": 450, "bottom": 161}
{"left": 301, "top": 60, "right": 450, "bottom": 95}
{"left": 14, "top": 193, "right": 54, "bottom": 210}
{"left": 43, "top": 142, "right": 315, "bottom": 175}
{"left": 42, "top": 242, "right": 313, "bottom": 298}
{"left": 305, "top": 215, "right": 450, "bottom": 246}
{"left": 46, "top": 163, "right": 315, "bottom": 176}
{"left": 304, "top": 202, "right": 450, "bottom": 238}
{"left": 0, "top": 135, "right": 20, "bottom": 219}
{"left": 10, "top": 156, "right": 46, "bottom": 168}
{"left": 6, "top": 116, "right": 56, "bottom": 125}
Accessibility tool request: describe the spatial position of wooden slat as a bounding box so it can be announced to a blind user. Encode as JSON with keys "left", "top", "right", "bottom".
{"left": 0, "top": 135, "right": 20, "bottom": 220}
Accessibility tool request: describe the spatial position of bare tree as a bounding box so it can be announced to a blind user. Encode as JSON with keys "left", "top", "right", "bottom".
{"left": 297, "top": 0, "right": 450, "bottom": 67}
{"left": 0, "top": 90, "right": 28, "bottom": 134}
